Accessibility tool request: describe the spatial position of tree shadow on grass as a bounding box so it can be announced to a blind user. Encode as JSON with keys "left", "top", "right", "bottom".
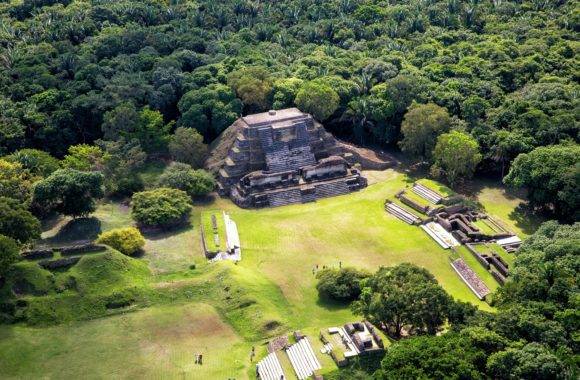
{"left": 41, "top": 217, "right": 102, "bottom": 246}
{"left": 315, "top": 296, "right": 351, "bottom": 312}
{"left": 509, "top": 203, "right": 543, "bottom": 236}
{"left": 140, "top": 223, "right": 193, "bottom": 241}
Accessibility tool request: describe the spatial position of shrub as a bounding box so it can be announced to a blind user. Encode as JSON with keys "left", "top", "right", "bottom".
{"left": 97, "top": 227, "right": 145, "bottom": 256}
{"left": 316, "top": 267, "right": 369, "bottom": 302}
{"left": 157, "top": 162, "right": 215, "bottom": 198}
{"left": 0, "top": 197, "right": 41, "bottom": 243}
{"left": 0, "top": 234, "right": 20, "bottom": 277}
{"left": 131, "top": 188, "right": 192, "bottom": 228}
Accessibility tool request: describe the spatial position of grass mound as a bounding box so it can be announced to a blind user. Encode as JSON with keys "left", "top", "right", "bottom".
{"left": 0, "top": 249, "right": 151, "bottom": 325}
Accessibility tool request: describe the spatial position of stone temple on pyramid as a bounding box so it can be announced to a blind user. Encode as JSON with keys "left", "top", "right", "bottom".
{"left": 205, "top": 108, "right": 394, "bottom": 208}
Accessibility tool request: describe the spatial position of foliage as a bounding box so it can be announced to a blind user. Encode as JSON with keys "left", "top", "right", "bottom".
{"left": 486, "top": 343, "right": 568, "bottom": 380}
{"left": 0, "top": 159, "right": 34, "bottom": 204}
{"left": 3, "top": 149, "right": 60, "bottom": 177}
{"left": 431, "top": 130, "right": 482, "bottom": 186}
{"left": 399, "top": 102, "right": 451, "bottom": 162}
{"left": 33, "top": 169, "right": 104, "bottom": 217}
{"left": 97, "top": 227, "right": 145, "bottom": 256}
{"left": 295, "top": 81, "right": 339, "bottom": 121}
{"left": 0, "top": 197, "right": 41, "bottom": 243}
{"left": 177, "top": 84, "right": 242, "bottom": 140}
{"left": 168, "top": 127, "right": 208, "bottom": 168}
{"left": 157, "top": 163, "right": 215, "bottom": 198}
{"left": 131, "top": 188, "right": 192, "bottom": 228}
{"left": 504, "top": 144, "right": 579, "bottom": 221}
{"left": 0, "top": 234, "right": 20, "bottom": 278}
{"left": 62, "top": 144, "right": 103, "bottom": 171}
{"left": 228, "top": 66, "right": 273, "bottom": 112}
{"left": 353, "top": 263, "right": 453, "bottom": 337}
{"left": 97, "top": 139, "right": 146, "bottom": 197}
{"left": 316, "top": 267, "right": 369, "bottom": 302}
{"left": 376, "top": 221, "right": 579, "bottom": 379}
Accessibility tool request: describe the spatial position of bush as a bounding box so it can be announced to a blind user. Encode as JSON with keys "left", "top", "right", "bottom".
{"left": 97, "top": 227, "right": 145, "bottom": 256}
{"left": 157, "top": 162, "right": 215, "bottom": 198}
{"left": 316, "top": 267, "right": 369, "bottom": 302}
{"left": 0, "top": 197, "right": 41, "bottom": 243}
{"left": 0, "top": 234, "right": 20, "bottom": 277}
{"left": 131, "top": 188, "right": 192, "bottom": 228}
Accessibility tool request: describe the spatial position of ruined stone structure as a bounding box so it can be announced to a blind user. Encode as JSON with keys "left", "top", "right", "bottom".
{"left": 213, "top": 108, "right": 368, "bottom": 208}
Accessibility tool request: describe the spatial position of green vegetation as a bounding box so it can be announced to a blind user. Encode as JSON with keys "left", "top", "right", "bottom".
{"left": 157, "top": 163, "right": 215, "bottom": 198}
{"left": 0, "top": 0, "right": 577, "bottom": 377}
{"left": 0, "top": 235, "right": 19, "bottom": 278}
{"left": 131, "top": 188, "right": 192, "bottom": 228}
{"left": 504, "top": 144, "right": 579, "bottom": 221}
{"left": 431, "top": 131, "right": 483, "bottom": 186}
{"left": 0, "top": 197, "right": 41, "bottom": 244}
{"left": 201, "top": 211, "right": 227, "bottom": 253}
{"left": 399, "top": 102, "right": 451, "bottom": 162}
{"left": 316, "top": 267, "right": 369, "bottom": 302}
{"left": 0, "top": 171, "right": 566, "bottom": 378}
{"left": 33, "top": 169, "right": 104, "bottom": 217}
{"left": 353, "top": 263, "right": 454, "bottom": 337}
{"left": 97, "top": 227, "right": 145, "bottom": 256}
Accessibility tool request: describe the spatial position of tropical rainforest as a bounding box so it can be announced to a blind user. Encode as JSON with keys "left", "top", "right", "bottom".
{"left": 0, "top": 0, "right": 578, "bottom": 379}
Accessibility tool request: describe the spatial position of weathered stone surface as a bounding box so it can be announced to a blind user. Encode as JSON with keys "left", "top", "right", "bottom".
{"left": 206, "top": 108, "right": 379, "bottom": 208}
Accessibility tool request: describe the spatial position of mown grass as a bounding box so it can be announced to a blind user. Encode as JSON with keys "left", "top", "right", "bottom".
{"left": 0, "top": 169, "right": 538, "bottom": 379}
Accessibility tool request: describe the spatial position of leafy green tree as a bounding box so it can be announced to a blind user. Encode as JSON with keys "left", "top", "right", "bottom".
{"left": 376, "top": 333, "right": 484, "bottom": 380}
{"left": 0, "top": 234, "right": 19, "bottom": 278}
{"left": 157, "top": 163, "right": 215, "bottom": 198}
{"left": 3, "top": 149, "right": 60, "bottom": 177}
{"left": 228, "top": 67, "right": 273, "bottom": 112}
{"left": 0, "top": 197, "right": 41, "bottom": 244}
{"left": 168, "top": 127, "right": 208, "bottom": 168}
{"left": 399, "top": 102, "right": 451, "bottom": 162}
{"left": 495, "top": 221, "right": 579, "bottom": 309}
{"left": 102, "top": 102, "right": 140, "bottom": 141}
{"left": 272, "top": 78, "right": 303, "bottom": 109}
{"left": 131, "top": 188, "right": 192, "bottom": 228}
{"left": 97, "top": 227, "right": 145, "bottom": 256}
{"left": 295, "top": 81, "right": 339, "bottom": 121}
{"left": 97, "top": 139, "right": 146, "bottom": 197}
{"left": 486, "top": 343, "right": 568, "bottom": 380}
{"left": 353, "top": 263, "right": 453, "bottom": 337}
{"left": 33, "top": 169, "right": 104, "bottom": 218}
{"left": 62, "top": 144, "right": 104, "bottom": 171}
{"left": 504, "top": 144, "right": 579, "bottom": 220}
{"left": 178, "top": 84, "right": 242, "bottom": 139}
{"left": 316, "top": 267, "right": 369, "bottom": 302}
{"left": 0, "top": 159, "right": 33, "bottom": 204}
{"left": 102, "top": 104, "right": 170, "bottom": 153}
{"left": 431, "top": 131, "right": 482, "bottom": 186}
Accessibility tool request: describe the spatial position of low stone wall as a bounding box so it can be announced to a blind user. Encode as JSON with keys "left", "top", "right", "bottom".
{"left": 21, "top": 249, "right": 53, "bottom": 260}
{"left": 39, "top": 256, "right": 81, "bottom": 270}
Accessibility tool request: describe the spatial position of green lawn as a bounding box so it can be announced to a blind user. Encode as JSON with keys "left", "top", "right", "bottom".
{"left": 0, "top": 303, "right": 252, "bottom": 380}
{"left": 416, "top": 178, "right": 455, "bottom": 197}
{"left": 201, "top": 210, "right": 227, "bottom": 252}
{"left": 0, "top": 169, "right": 538, "bottom": 378}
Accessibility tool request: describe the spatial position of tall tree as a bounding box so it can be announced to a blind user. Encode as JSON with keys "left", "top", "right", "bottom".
{"left": 399, "top": 102, "right": 451, "bottom": 162}
{"left": 352, "top": 263, "right": 452, "bottom": 337}
{"left": 168, "top": 127, "right": 208, "bottom": 168}
{"left": 504, "top": 144, "right": 579, "bottom": 220}
{"left": 431, "top": 131, "right": 482, "bottom": 186}
{"left": 33, "top": 169, "right": 104, "bottom": 218}
{"left": 295, "top": 81, "right": 339, "bottom": 121}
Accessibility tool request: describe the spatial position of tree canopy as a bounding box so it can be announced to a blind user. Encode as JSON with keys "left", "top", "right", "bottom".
{"left": 33, "top": 169, "right": 104, "bottom": 217}
{"left": 504, "top": 144, "right": 579, "bottom": 221}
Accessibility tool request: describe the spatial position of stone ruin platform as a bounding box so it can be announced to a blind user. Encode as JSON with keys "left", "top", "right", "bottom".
{"left": 205, "top": 108, "right": 394, "bottom": 208}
